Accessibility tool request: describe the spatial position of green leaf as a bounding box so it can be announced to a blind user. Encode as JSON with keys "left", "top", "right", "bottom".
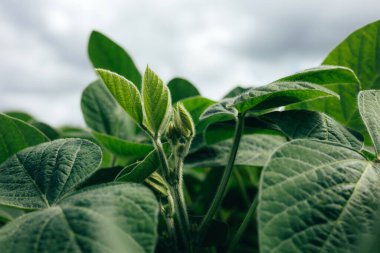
{"left": 116, "top": 149, "right": 159, "bottom": 183}
{"left": 92, "top": 131, "right": 153, "bottom": 159}
{"left": 5, "top": 111, "right": 60, "bottom": 140}
{"left": 142, "top": 66, "right": 171, "bottom": 135}
{"left": 284, "top": 66, "right": 363, "bottom": 140}
{"left": 185, "top": 134, "right": 286, "bottom": 168}
{"left": 96, "top": 69, "right": 143, "bottom": 125}
{"left": 263, "top": 110, "right": 363, "bottom": 150}
{"left": 0, "top": 138, "right": 102, "bottom": 209}
{"left": 168, "top": 78, "right": 200, "bottom": 103}
{"left": 31, "top": 122, "right": 59, "bottom": 140}
{"left": 259, "top": 139, "right": 380, "bottom": 253}
{"left": 199, "top": 81, "right": 338, "bottom": 130}
{"left": 232, "top": 81, "right": 338, "bottom": 113}
{"left": 181, "top": 96, "right": 216, "bottom": 127}
{"left": 324, "top": 21, "right": 380, "bottom": 90}
{"left": 81, "top": 80, "right": 136, "bottom": 139}
{"left": 88, "top": 31, "right": 142, "bottom": 89}
{"left": 116, "top": 143, "right": 170, "bottom": 183}
{"left": 0, "top": 113, "right": 49, "bottom": 164}
{"left": 4, "top": 111, "right": 34, "bottom": 122}
{"left": 199, "top": 99, "right": 238, "bottom": 127}
{"left": 0, "top": 183, "right": 159, "bottom": 253}
{"left": 359, "top": 90, "right": 380, "bottom": 157}
{"left": 80, "top": 167, "right": 123, "bottom": 189}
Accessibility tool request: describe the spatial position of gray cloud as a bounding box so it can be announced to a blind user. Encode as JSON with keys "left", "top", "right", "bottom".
{"left": 0, "top": 0, "right": 380, "bottom": 126}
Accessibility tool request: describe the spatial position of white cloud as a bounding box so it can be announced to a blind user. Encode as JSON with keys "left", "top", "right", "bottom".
{"left": 1, "top": 0, "right": 380, "bottom": 126}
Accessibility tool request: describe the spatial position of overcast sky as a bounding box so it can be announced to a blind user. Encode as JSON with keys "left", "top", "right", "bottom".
{"left": 1, "top": 0, "right": 380, "bottom": 126}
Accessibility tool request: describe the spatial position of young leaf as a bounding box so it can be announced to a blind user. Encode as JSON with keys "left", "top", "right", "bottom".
{"left": 0, "top": 139, "right": 102, "bottom": 209}
{"left": 92, "top": 131, "right": 153, "bottom": 159}
{"left": 142, "top": 66, "right": 171, "bottom": 136}
{"left": 96, "top": 69, "right": 143, "bottom": 125}
{"left": 263, "top": 110, "right": 363, "bottom": 150}
{"left": 0, "top": 113, "right": 49, "bottom": 164}
{"left": 88, "top": 31, "right": 142, "bottom": 89}
{"left": 81, "top": 80, "right": 136, "bottom": 139}
{"left": 168, "top": 78, "right": 200, "bottom": 103}
{"left": 359, "top": 90, "right": 380, "bottom": 157}
{"left": 0, "top": 183, "right": 159, "bottom": 253}
{"left": 259, "top": 139, "right": 380, "bottom": 253}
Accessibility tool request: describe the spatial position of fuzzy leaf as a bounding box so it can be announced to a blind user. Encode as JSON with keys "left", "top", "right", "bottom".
{"left": 232, "top": 81, "right": 338, "bottom": 113}
{"left": 359, "top": 90, "right": 380, "bottom": 157}
{"left": 0, "top": 183, "right": 158, "bottom": 253}
{"left": 142, "top": 67, "right": 171, "bottom": 135}
{"left": 259, "top": 139, "right": 380, "bottom": 253}
{"left": 96, "top": 69, "right": 143, "bottom": 125}
{"left": 263, "top": 110, "right": 363, "bottom": 150}
{"left": 0, "top": 139, "right": 102, "bottom": 209}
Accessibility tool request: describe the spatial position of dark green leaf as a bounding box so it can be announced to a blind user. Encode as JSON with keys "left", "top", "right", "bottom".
{"left": 116, "top": 149, "right": 159, "bottom": 183}
{"left": 92, "top": 131, "right": 153, "bottom": 159}
{"left": 0, "top": 138, "right": 102, "bottom": 209}
{"left": 186, "top": 134, "right": 286, "bottom": 168}
{"left": 232, "top": 81, "right": 338, "bottom": 113}
{"left": 263, "top": 110, "right": 363, "bottom": 150}
{"left": 284, "top": 66, "right": 363, "bottom": 140}
{"left": 88, "top": 31, "right": 142, "bottom": 88}
{"left": 259, "top": 139, "right": 380, "bottom": 253}
{"left": 168, "top": 78, "right": 200, "bottom": 103}
{"left": 0, "top": 183, "right": 158, "bottom": 253}
{"left": 0, "top": 113, "right": 49, "bottom": 164}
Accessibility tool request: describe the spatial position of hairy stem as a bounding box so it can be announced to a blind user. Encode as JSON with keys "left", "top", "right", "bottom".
{"left": 226, "top": 196, "right": 258, "bottom": 253}
{"left": 154, "top": 138, "right": 191, "bottom": 252}
{"left": 197, "top": 113, "right": 245, "bottom": 244}
{"left": 173, "top": 149, "right": 192, "bottom": 252}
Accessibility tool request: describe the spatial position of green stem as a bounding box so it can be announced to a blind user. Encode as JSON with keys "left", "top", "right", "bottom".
{"left": 173, "top": 149, "right": 192, "bottom": 252}
{"left": 197, "top": 113, "right": 245, "bottom": 244}
{"left": 154, "top": 138, "right": 191, "bottom": 252}
{"left": 226, "top": 196, "right": 258, "bottom": 253}
{"left": 159, "top": 200, "right": 178, "bottom": 252}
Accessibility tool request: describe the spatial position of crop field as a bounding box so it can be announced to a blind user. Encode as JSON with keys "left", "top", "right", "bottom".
{"left": 0, "top": 20, "right": 380, "bottom": 253}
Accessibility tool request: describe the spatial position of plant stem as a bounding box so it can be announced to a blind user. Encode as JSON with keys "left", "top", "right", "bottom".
{"left": 154, "top": 138, "right": 191, "bottom": 252}
{"left": 197, "top": 113, "right": 245, "bottom": 244}
{"left": 173, "top": 149, "right": 192, "bottom": 252}
{"left": 226, "top": 196, "right": 258, "bottom": 253}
